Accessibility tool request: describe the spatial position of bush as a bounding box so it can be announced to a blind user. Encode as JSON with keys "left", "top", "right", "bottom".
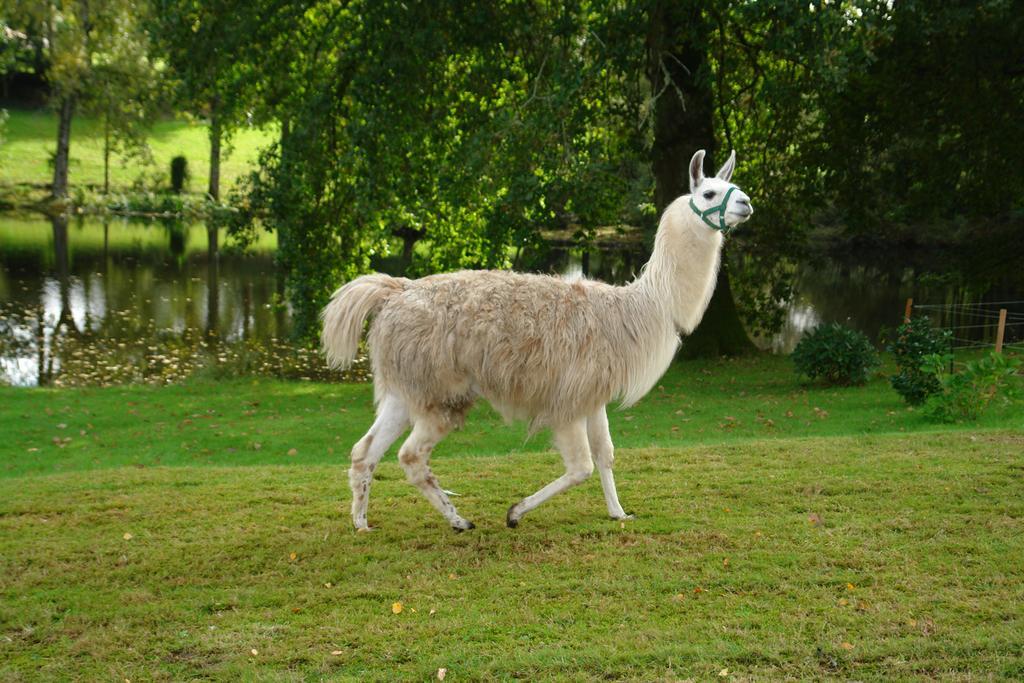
{"left": 170, "top": 156, "right": 189, "bottom": 194}
{"left": 792, "top": 323, "right": 878, "bottom": 386}
{"left": 885, "top": 316, "right": 952, "bottom": 405}
{"left": 922, "top": 351, "right": 1022, "bottom": 422}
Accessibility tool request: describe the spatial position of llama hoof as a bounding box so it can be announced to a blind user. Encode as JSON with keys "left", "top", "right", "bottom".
{"left": 506, "top": 504, "right": 520, "bottom": 528}
{"left": 612, "top": 511, "right": 636, "bottom": 521}
{"left": 451, "top": 519, "right": 475, "bottom": 533}
{"left": 355, "top": 525, "right": 375, "bottom": 533}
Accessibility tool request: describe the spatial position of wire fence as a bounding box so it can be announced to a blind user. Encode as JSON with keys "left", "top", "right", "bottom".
{"left": 910, "top": 299, "right": 1024, "bottom": 355}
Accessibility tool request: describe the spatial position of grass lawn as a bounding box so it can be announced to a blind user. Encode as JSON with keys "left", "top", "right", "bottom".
{"left": 0, "top": 107, "right": 273, "bottom": 196}
{"left": 1, "top": 356, "right": 1022, "bottom": 679}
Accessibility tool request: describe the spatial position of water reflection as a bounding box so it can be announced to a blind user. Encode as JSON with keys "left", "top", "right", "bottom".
{"left": 0, "top": 215, "right": 364, "bottom": 386}
{"left": 1, "top": 215, "right": 1020, "bottom": 386}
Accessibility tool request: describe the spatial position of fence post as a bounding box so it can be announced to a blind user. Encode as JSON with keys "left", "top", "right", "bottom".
{"left": 995, "top": 309, "right": 1007, "bottom": 354}
{"left": 904, "top": 298, "right": 913, "bottom": 323}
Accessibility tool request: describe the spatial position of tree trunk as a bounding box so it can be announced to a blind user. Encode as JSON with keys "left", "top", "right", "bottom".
{"left": 103, "top": 104, "right": 111, "bottom": 194}
{"left": 208, "top": 108, "right": 222, "bottom": 201}
{"left": 52, "top": 96, "right": 75, "bottom": 199}
{"left": 646, "top": 1, "right": 755, "bottom": 357}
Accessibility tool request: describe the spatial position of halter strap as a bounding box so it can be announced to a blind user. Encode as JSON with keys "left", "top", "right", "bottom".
{"left": 689, "top": 185, "right": 737, "bottom": 235}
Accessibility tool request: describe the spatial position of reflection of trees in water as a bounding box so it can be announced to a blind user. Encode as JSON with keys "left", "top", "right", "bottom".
{"left": 522, "top": 241, "right": 647, "bottom": 285}
{"left": 0, "top": 217, "right": 300, "bottom": 386}
{"left": 206, "top": 226, "right": 219, "bottom": 343}
{"left": 4, "top": 215, "right": 1019, "bottom": 385}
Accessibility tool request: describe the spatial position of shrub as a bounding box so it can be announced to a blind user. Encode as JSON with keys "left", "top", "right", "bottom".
{"left": 885, "top": 316, "right": 952, "bottom": 405}
{"left": 922, "top": 351, "right": 1022, "bottom": 422}
{"left": 792, "top": 323, "right": 878, "bottom": 386}
{"left": 170, "top": 156, "right": 189, "bottom": 194}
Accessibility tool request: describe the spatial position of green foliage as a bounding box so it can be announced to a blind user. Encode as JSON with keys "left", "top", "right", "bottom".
{"left": 811, "top": 1, "right": 1024, "bottom": 237}
{"left": 922, "top": 352, "right": 1022, "bottom": 423}
{"left": 170, "top": 155, "right": 189, "bottom": 193}
{"left": 229, "top": 2, "right": 653, "bottom": 341}
{"left": 885, "top": 316, "right": 952, "bottom": 405}
{"left": 792, "top": 322, "right": 878, "bottom": 386}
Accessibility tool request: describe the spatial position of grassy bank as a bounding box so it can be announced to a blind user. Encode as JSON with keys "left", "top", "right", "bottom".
{"left": 3, "top": 355, "right": 1021, "bottom": 478}
{"left": 2, "top": 356, "right": 1022, "bottom": 679}
{"left": 0, "top": 108, "right": 272, "bottom": 197}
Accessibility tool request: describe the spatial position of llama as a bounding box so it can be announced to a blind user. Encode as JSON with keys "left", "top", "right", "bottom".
{"left": 321, "top": 149, "right": 753, "bottom": 531}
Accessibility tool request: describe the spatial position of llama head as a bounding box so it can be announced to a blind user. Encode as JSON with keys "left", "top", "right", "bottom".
{"left": 687, "top": 149, "right": 753, "bottom": 234}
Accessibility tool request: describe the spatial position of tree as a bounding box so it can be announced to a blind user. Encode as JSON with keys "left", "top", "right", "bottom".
{"left": 2, "top": 0, "right": 158, "bottom": 199}
{"left": 811, "top": 1, "right": 1024, "bottom": 240}
{"left": 234, "top": 1, "right": 651, "bottom": 340}
{"left": 151, "top": 0, "right": 289, "bottom": 202}
{"left": 228, "top": 0, "right": 895, "bottom": 352}
{"left": 643, "top": 0, "right": 755, "bottom": 357}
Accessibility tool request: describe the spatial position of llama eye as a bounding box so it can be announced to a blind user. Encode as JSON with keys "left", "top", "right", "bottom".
{"left": 703, "top": 191, "right": 715, "bottom": 200}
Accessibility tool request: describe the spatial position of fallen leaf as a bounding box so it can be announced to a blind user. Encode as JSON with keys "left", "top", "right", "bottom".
{"left": 392, "top": 602, "right": 403, "bottom": 614}
{"left": 289, "top": 552, "right": 297, "bottom": 561}
{"left": 437, "top": 668, "right": 447, "bottom": 680}
{"left": 448, "top": 573, "right": 457, "bottom": 580}
{"left": 718, "top": 668, "right": 730, "bottom": 677}
{"left": 123, "top": 532, "right": 133, "bottom": 541}
{"left": 808, "top": 513, "right": 823, "bottom": 526}
{"left": 250, "top": 648, "right": 259, "bottom": 656}
{"left": 429, "top": 608, "right": 436, "bottom": 615}
{"left": 722, "top": 558, "right": 730, "bottom": 567}
{"left": 840, "top": 642, "right": 854, "bottom": 650}
{"left": 837, "top": 598, "right": 849, "bottom": 607}
{"left": 846, "top": 582, "right": 855, "bottom": 591}
{"left": 287, "top": 448, "right": 298, "bottom": 456}
{"left": 331, "top": 650, "right": 343, "bottom": 656}
{"left": 325, "top": 582, "right": 332, "bottom": 588}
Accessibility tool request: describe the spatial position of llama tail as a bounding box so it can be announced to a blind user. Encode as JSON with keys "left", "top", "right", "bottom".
{"left": 320, "top": 274, "right": 408, "bottom": 369}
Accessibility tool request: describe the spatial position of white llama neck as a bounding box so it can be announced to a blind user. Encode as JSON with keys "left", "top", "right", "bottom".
{"left": 636, "top": 195, "right": 724, "bottom": 334}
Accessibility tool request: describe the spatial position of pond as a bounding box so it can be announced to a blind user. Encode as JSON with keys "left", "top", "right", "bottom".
{"left": 2, "top": 215, "right": 1021, "bottom": 386}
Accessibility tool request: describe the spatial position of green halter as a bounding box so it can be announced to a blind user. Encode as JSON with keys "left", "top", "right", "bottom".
{"left": 689, "top": 185, "right": 737, "bottom": 235}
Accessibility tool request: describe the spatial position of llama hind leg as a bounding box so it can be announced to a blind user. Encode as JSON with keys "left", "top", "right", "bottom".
{"left": 506, "top": 419, "right": 594, "bottom": 528}
{"left": 587, "top": 406, "right": 633, "bottom": 521}
{"left": 397, "top": 415, "right": 474, "bottom": 532}
{"left": 350, "top": 394, "right": 409, "bottom": 531}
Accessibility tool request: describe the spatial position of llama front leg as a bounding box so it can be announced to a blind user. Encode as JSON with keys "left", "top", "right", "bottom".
{"left": 587, "top": 406, "right": 633, "bottom": 520}
{"left": 506, "top": 419, "right": 594, "bottom": 528}
{"left": 397, "top": 416, "right": 475, "bottom": 532}
{"left": 349, "top": 394, "right": 409, "bottom": 531}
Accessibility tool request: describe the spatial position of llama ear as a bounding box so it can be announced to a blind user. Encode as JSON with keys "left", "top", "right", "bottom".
{"left": 716, "top": 149, "right": 736, "bottom": 182}
{"left": 689, "top": 150, "right": 706, "bottom": 193}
